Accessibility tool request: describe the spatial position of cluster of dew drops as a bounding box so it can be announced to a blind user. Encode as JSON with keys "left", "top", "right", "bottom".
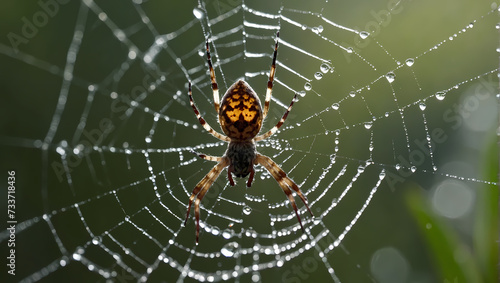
{"left": 303, "top": 61, "right": 334, "bottom": 92}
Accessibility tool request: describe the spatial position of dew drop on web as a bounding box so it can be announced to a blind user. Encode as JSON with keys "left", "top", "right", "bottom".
{"left": 385, "top": 72, "right": 395, "bottom": 83}
{"left": 435, "top": 91, "right": 446, "bottom": 100}
{"left": 221, "top": 242, "right": 239, "bottom": 257}
{"left": 320, "top": 62, "right": 331, "bottom": 73}
{"left": 419, "top": 102, "right": 426, "bottom": 111}
{"left": 405, "top": 58, "right": 415, "bottom": 66}
{"left": 364, "top": 121, "right": 373, "bottom": 129}
{"left": 304, "top": 82, "right": 312, "bottom": 91}
{"left": 243, "top": 205, "right": 252, "bottom": 215}
{"left": 193, "top": 7, "right": 204, "bottom": 19}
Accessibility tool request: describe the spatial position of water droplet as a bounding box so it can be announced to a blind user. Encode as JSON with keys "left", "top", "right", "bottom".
{"left": 314, "top": 72, "right": 323, "bottom": 80}
{"left": 364, "top": 121, "right": 373, "bottom": 129}
{"left": 222, "top": 229, "right": 233, "bottom": 239}
{"left": 317, "top": 25, "right": 324, "bottom": 33}
{"left": 349, "top": 91, "right": 356, "bottom": 97}
{"left": 405, "top": 58, "right": 414, "bottom": 67}
{"left": 301, "top": 25, "right": 307, "bottom": 30}
{"left": 385, "top": 72, "right": 395, "bottom": 83}
{"left": 320, "top": 63, "right": 331, "bottom": 73}
{"left": 221, "top": 242, "right": 239, "bottom": 257}
{"left": 92, "top": 236, "right": 101, "bottom": 245}
{"left": 331, "top": 103, "right": 339, "bottom": 110}
{"left": 357, "top": 165, "right": 365, "bottom": 173}
{"left": 304, "top": 82, "right": 312, "bottom": 91}
{"left": 313, "top": 217, "right": 321, "bottom": 225}
{"left": 145, "top": 136, "right": 152, "bottom": 143}
{"left": 60, "top": 257, "right": 68, "bottom": 267}
{"left": 385, "top": 112, "right": 390, "bottom": 117}
{"left": 379, "top": 170, "right": 386, "bottom": 180}
{"left": 211, "top": 226, "right": 220, "bottom": 236}
{"left": 246, "top": 228, "right": 257, "bottom": 238}
{"left": 496, "top": 23, "right": 500, "bottom": 30}
{"left": 395, "top": 164, "right": 401, "bottom": 170}
{"left": 243, "top": 205, "right": 252, "bottom": 215}
{"left": 311, "top": 26, "right": 323, "bottom": 34}
{"left": 435, "top": 91, "right": 446, "bottom": 100}
{"left": 56, "top": 146, "right": 66, "bottom": 155}
{"left": 359, "top": 31, "right": 370, "bottom": 39}
{"left": 433, "top": 166, "right": 438, "bottom": 171}
{"left": 193, "top": 8, "right": 204, "bottom": 19}
{"left": 419, "top": 102, "right": 426, "bottom": 111}
{"left": 411, "top": 166, "right": 416, "bottom": 173}
{"left": 298, "top": 90, "right": 306, "bottom": 97}
{"left": 346, "top": 47, "right": 353, "bottom": 53}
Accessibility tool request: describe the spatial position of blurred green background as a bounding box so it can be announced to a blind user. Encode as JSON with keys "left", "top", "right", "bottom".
{"left": 0, "top": 0, "right": 498, "bottom": 282}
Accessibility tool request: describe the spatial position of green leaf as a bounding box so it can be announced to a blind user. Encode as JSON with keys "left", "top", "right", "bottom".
{"left": 407, "top": 189, "right": 483, "bottom": 283}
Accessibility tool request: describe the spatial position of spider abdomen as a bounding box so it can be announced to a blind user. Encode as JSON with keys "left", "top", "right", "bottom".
{"left": 226, "top": 141, "right": 256, "bottom": 178}
{"left": 219, "top": 80, "right": 263, "bottom": 141}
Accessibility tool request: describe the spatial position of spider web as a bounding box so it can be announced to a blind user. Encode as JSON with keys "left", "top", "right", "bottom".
{"left": 0, "top": 0, "right": 498, "bottom": 282}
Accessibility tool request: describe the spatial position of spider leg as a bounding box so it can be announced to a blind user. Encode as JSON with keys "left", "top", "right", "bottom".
{"left": 254, "top": 91, "right": 297, "bottom": 142}
{"left": 206, "top": 40, "right": 220, "bottom": 113}
{"left": 262, "top": 31, "right": 279, "bottom": 119}
{"left": 188, "top": 82, "right": 230, "bottom": 142}
{"left": 255, "top": 154, "right": 313, "bottom": 231}
{"left": 246, "top": 166, "right": 255, "bottom": 188}
{"left": 185, "top": 157, "right": 229, "bottom": 244}
{"left": 282, "top": 173, "right": 313, "bottom": 217}
{"left": 190, "top": 150, "right": 222, "bottom": 162}
{"left": 227, "top": 164, "right": 235, "bottom": 186}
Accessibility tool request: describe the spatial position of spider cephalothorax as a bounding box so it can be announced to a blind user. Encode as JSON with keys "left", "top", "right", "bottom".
{"left": 185, "top": 32, "right": 313, "bottom": 244}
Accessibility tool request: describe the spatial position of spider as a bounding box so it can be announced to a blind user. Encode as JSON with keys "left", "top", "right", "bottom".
{"left": 185, "top": 32, "right": 313, "bottom": 244}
